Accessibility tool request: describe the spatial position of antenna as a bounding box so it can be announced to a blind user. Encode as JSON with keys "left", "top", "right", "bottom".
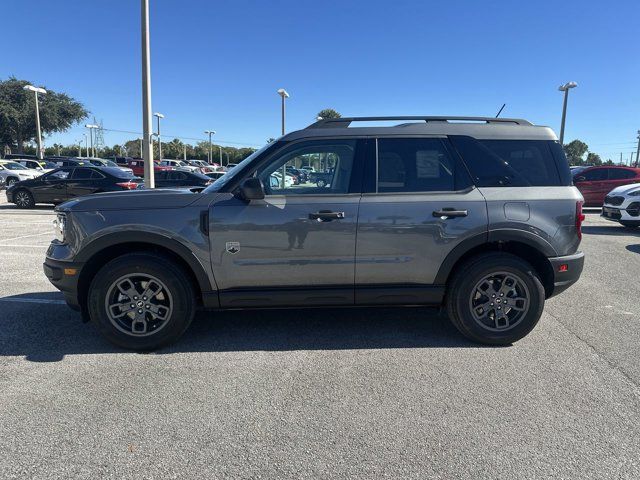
{"left": 495, "top": 104, "right": 506, "bottom": 118}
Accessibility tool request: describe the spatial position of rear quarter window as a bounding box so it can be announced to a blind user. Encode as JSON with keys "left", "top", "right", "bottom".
{"left": 449, "top": 136, "right": 570, "bottom": 187}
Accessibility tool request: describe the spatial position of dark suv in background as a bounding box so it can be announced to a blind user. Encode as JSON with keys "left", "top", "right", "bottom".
{"left": 44, "top": 116, "right": 584, "bottom": 350}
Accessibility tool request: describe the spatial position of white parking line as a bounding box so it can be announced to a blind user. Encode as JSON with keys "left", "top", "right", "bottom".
{"left": 0, "top": 297, "right": 66, "bottom": 305}
{"left": 0, "top": 232, "right": 52, "bottom": 242}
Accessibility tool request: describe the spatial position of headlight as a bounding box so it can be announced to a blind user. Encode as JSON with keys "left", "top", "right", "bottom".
{"left": 53, "top": 214, "right": 66, "bottom": 242}
{"left": 628, "top": 190, "right": 640, "bottom": 196}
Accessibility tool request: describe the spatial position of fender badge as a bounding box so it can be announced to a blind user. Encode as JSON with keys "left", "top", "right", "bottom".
{"left": 226, "top": 241, "right": 240, "bottom": 254}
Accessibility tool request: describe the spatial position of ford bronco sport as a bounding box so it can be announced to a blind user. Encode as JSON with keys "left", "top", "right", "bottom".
{"left": 44, "top": 116, "right": 585, "bottom": 350}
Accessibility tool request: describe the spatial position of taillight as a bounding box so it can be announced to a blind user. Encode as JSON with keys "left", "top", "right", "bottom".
{"left": 116, "top": 181, "right": 139, "bottom": 190}
{"left": 576, "top": 200, "right": 585, "bottom": 240}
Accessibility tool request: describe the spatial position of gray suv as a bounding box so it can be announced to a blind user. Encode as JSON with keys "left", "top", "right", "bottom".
{"left": 44, "top": 116, "right": 585, "bottom": 350}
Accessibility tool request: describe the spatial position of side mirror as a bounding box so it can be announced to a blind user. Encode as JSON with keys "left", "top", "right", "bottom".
{"left": 574, "top": 176, "right": 586, "bottom": 183}
{"left": 238, "top": 177, "right": 265, "bottom": 201}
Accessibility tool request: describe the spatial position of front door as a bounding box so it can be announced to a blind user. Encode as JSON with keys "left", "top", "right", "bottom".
{"left": 355, "top": 137, "right": 488, "bottom": 304}
{"left": 209, "top": 139, "right": 364, "bottom": 307}
{"left": 32, "top": 168, "right": 73, "bottom": 203}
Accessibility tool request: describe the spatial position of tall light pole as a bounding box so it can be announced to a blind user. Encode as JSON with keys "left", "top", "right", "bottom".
{"left": 277, "top": 88, "right": 289, "bottom": 187}
{"left": 141, "top": 0, "right": 155, "bottom": 187}
{"left": 218, "top": 146, "right": 222, "bottom": 165}
{"left": 635, "top": 130, "right": 640, "bottom": 168}
{"left": 23, "top": 85, "right": 47, "bottom": 160}
{"left": 558, "top": 81, "right": 577, "bottom": 145}
{"left": 77, "top": 139, "right": 82, "bottom": 157}
{"left": 83, "top": 133, "right": 88, "bottom": 157}
{"left": 277, "top": 88, "right": 289, "bottom": 136}
{"left": 204, "top": 130, "right": 216, "bottom": 164}
{"left": 138, "top": 137, "right": 143, "bottom": 157}
{"left": 153, "top": 112, "right": 164, "bottom": 161}
{"left": 85, "top": 124, "right": 98, "bottom": 157}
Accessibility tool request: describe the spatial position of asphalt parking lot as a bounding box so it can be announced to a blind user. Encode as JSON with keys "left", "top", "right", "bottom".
{"left": 0, "top": 198, "right": 638, "bottom": 479}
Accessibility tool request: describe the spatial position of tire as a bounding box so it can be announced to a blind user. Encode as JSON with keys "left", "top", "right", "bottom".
{"left": 620, "top": 221, "right": 639, "bottom": 229}
{"left": 446, "top": 253, "right": 545, "bottom": 345}
{"left": 316, "top": 179, "right": 326, "bottom": 188}
{"left": 87, "top": 253, "right": 196, "bottom": 351}
{"left": 13, "top": 189, "right": 35, "bottom": 209}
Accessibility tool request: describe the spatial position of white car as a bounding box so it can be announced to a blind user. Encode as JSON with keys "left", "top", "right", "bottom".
{"left": 601, "top": 183, "right": 640, "bottom": 228}
{"left": 14, "top": 159, "right": 55, "bottom": 174}
{"left": 159, "top": 159, "right": 199, "bottom": 173}
{"left": 0, "top": 161, "right": 42, "bottom": 187}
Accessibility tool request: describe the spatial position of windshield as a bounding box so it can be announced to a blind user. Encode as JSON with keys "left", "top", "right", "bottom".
{"left": 203, "top": 142, "right": 277, "bottom": 193}
{"left": 2, "top": 162, "right": 28, "bottom": 170}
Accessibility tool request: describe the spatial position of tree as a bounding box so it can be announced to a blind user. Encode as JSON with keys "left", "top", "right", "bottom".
{"left": 316, "top": 108, "right": 341, "bottom": 120}
{"left": 586, "top": 152, "right": 602, "bottom": 166}
{"left": 0, "top": 77, "right": 88, "bottom": 153}
{"left": 563, "top": 139, "right": 588, "bottom": 165}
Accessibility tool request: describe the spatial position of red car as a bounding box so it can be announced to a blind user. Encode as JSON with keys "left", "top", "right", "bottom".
{"left": 126, "top": 159, "right": 172, "bottom": 177}
{"left": 573, "top": 166, "right": 640, "bottom": 207}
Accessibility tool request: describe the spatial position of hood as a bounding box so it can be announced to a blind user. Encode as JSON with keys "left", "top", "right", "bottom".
{"left": 57, "top": 188, "right": 202, "bottom": 212}
{"left": 607, "top": 183, "right": 640, "bottom": 196}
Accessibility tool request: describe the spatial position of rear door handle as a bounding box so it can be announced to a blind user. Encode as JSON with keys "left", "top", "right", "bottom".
{"left": 433, "top": 208, "right": 468, "bottom": 218}
{"left": 309, "top": 210, "right": 345, "bottom": 222}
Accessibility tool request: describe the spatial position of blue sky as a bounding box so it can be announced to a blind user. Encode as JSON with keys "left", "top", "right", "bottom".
{"left": 3, "top": 0, "right": 639, "bottom": 160}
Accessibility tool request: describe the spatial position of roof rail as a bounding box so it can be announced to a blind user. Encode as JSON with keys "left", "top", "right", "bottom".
{"left": 306, "top": 116, "right": 533, "bottom": 129}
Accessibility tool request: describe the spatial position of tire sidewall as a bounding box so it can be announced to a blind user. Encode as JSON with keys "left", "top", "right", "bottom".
{"left": 449, "top": 255, "right": 545, "bottom": 345}
{"left": 88, "top": 253, "right": 195, "bottom": 350}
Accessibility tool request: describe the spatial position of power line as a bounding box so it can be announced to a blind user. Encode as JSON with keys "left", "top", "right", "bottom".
{"left": 97, "top": 127, "right": 261, "bottom": 147}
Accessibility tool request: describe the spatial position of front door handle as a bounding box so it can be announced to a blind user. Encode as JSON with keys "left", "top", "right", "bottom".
{"left": 309, "top": 210, "right": 345, "bottom": 222}
{"left": 433, "top": 208, "right": 468, "bottom": 218}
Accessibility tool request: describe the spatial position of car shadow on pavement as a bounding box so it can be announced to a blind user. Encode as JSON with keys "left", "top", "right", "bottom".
{"left": 0, "top": 292, "right": 487, "bottom": 362}
{"left": 581, "top": 225, "right": 640, "bottom": 236}
{"left": 0, "top": 204, "right": 53, "bottom": 211}
{"left": 625, "top": 244, "right": 640, "bottom": 254}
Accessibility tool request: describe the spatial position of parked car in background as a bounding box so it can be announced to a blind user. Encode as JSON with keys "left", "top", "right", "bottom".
{"left": 3, "top": 153, "right": 39, "bottom": 161}
{"left": 601, "top": 183, "right": 640, "bottom": 228}
{"left": 226, "top": 163, "right": 238, "bottom": 170}
{"left": 126, "top": 159, "right": 172, "bottom": 177}
{"left": 6, "top": 166, "right": 143, "bottom": 208}
{"left": 50, "top": 158, "right": 91, "bottom": 168}
{"left": 154, "top": 170, "right": 213, "bottom": 188}
{"left": 309, "top": 168, "right": 335, "bottom": 188}
{"left": 159, "top": 159, "right": 199, "bottom": 173}
{"left": 0, "top": 161, "right": 42, "bottom": 186}
{"left": 300, "top": 165, "right": 315, "bottom": 173}
{"left": 185, "top": 160, "right": 216, "bottom": 174}
{"left": 86, "top": 158, "right": 134, "bottom": 175}
{"left": 573, "top": 166, "right": 640, "bottom": 206}
{"left": 285, "top": 166, "right": 308, "bottom": 183}
{"left": 14, "top": 159, "right": 56, "bottom": 173}
{"left": 113, "top": 157, "right": 133, "bottom": 167}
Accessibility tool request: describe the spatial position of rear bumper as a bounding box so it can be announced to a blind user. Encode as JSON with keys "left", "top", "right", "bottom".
{"left": 548, "top": 251, "right": 584, "bottom": 298}
{"left": 43, "top": 258, "right": 84, "bottom": 311}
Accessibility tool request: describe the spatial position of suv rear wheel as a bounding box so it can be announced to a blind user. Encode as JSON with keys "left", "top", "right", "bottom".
{"left": 87, "top": 253, "right": 195, "bottom": 351}
{"left": 446, "top": 253, "right": 545, "bottom": 345}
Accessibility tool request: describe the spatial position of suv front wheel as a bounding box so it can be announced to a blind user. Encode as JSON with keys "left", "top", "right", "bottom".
{"left": 446, "top": 253, "right": 545, "bottom": 345}
{"left": 87, "top": 253, "right": 195, "bottom": 351}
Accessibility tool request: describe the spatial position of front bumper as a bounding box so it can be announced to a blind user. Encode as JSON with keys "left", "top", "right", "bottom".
{"left": 43, "top": 257, "right": 84, "bottom": 311}
{"left": 548, "top": 251, "right": 585, "bottom": 298}
{"left": 602, "top": 202, "right": 640, "bottom": 223}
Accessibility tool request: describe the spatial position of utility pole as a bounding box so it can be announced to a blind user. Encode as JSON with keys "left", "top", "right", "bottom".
{"left": 141, "top": 0, "right": 155, "bottom": 187}
{"left": 83, "top": 134, "right": 88, "bottom": 157}
{"left": 204, "top": 130, "right": 215, "bottom": 164}
{"left": 635, "top": 131, "right": 640, "bottom": 167}
{"left": 183, "top": 144, "right": 187, "bottom": 160}
{"left": 620, "top": 152, "right": 623, "bottom": 165}
{"left": 219, "top": 146, "right": 222, "bottom": 165}
{"left": 23, "top": 85, "right": 46, "bottom": 160}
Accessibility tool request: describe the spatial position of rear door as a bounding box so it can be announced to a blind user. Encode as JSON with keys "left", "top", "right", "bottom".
{"left": 355, "top": 137, "right": 488, "bottom": 304}
{"left": 575, "top": 168, "right": 608, "bottom": 205}
{"left": 67, "top": 168, "right": 107, "bottom": 198}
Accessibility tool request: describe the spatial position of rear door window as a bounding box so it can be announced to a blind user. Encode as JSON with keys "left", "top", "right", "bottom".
{"left": 608, "top": 168, "right": 636, "bottom": 180}
{"left": 376, "top": 138, "right": 471, "bottom": 192}
{"left": 582, "top": 169, "right": 607, "bottom": 181}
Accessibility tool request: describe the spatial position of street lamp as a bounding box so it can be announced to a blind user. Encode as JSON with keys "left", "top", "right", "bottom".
{"left": 558, "top": 81, "right": 577, "bottom": 145}
{"left": 85, "top": 124, "right": 99, "bottom": 157}
{"left": 154, "top": 112, "right": 164, "bottom": 161}
{"left": 83, "top": 133, "right": 88, "bottom": 157}
{"left": 23, "top": 85, "right": 47, "bottom": 160}
{"left": 635, "top": 130, "right": 640, "bottom": 168}
{"left": 204, "top": 130, "right": 216, "bottom": 164}
{"left": 277, "top": 88, "right": 289, "bottom": 136}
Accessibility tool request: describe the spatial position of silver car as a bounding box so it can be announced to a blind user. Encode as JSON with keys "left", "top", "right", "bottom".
{"left": 44, "top": 116, "right": 585, "bottom": 350}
